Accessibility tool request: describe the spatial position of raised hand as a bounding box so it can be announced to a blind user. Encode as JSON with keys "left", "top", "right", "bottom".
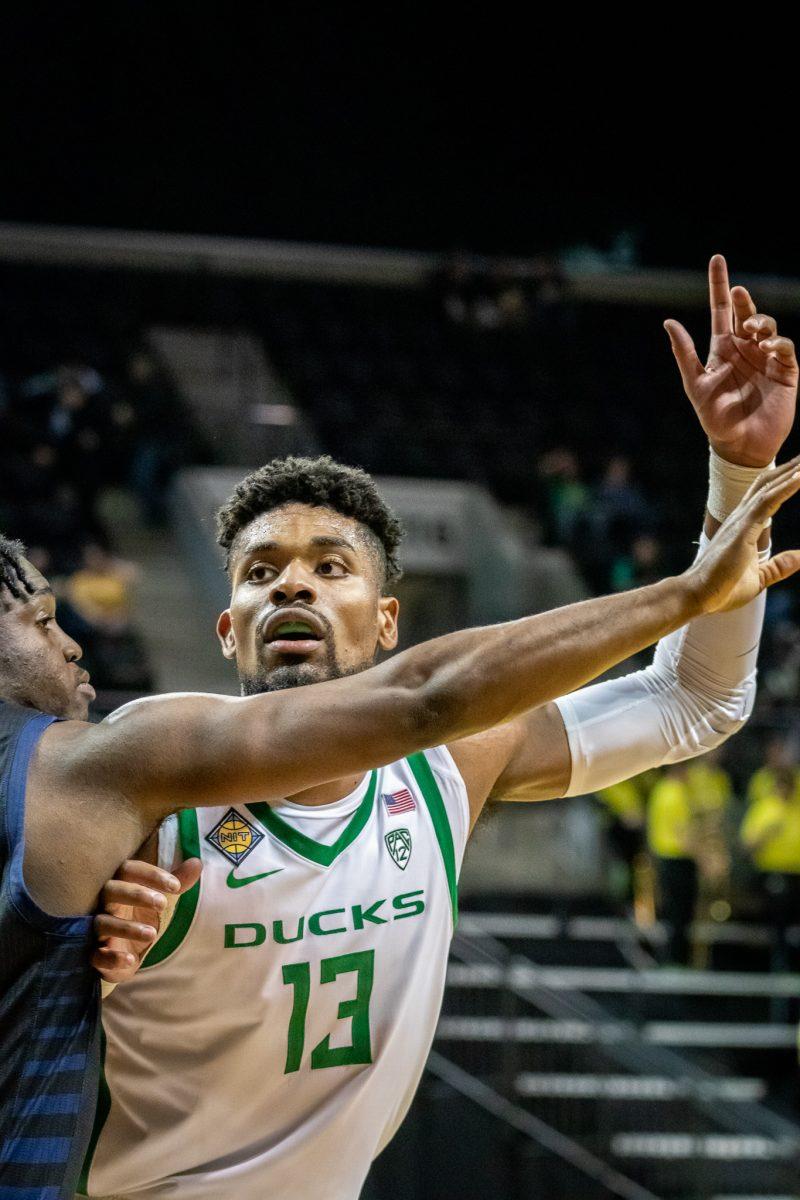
{"left": 92, "top": 857, "right": 202, "bottom": 985}
{"left": 665, "top": 255, "right": 798, "bottom": 468}
{"left": 688, "top": 457, "right": 800, "bottom": 615}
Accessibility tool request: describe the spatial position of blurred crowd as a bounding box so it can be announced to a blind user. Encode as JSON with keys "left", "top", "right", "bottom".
{"left": 597, "top": 736, "right": 800, "bottom": 973}
{"left": 432, "top": 253, "right": 568, "bottom": 333}
{"left": 0, "top": 350, "right": 192, "bottom": 695}
{"left": 537, "top": 444, "right": 800, "bottom": 713}
{"left": 537, "top": 448, "right": 660, "bottom": 594}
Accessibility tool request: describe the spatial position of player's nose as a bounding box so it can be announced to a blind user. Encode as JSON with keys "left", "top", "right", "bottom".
{"left": 60, "top": 626, "right": 84, "bottom": 664}
{"left": 269, "top": 562, "right": 317, "bottom": 607}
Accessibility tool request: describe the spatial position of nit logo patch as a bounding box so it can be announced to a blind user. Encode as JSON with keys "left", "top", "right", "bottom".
{"left": 206, "top": 808, "right": 264, "bottom": 867}
{"left": 385, "top": 828, "right": 412, "bottom": 871}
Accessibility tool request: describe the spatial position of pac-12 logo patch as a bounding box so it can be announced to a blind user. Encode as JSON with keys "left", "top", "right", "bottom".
{"left": 385, "top": 828, "right": 412, "bottom": 870}
{"left": 206, "top": 808, "right": 264, "bottom": 867}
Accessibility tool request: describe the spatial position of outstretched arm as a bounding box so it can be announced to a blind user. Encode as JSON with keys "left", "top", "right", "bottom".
{"left": 41, "top": 457, "right": 800, "bottom": 839}
{"left": 450, "top": 257, "right": 799, "bottom": 825}
{"left": 31, "top": 458, "right": 800, "bottom": 922}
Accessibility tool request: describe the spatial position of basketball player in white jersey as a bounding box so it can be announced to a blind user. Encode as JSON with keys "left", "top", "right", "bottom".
{"left": 83, "top": 257, "right": 799, "bottom": 1200}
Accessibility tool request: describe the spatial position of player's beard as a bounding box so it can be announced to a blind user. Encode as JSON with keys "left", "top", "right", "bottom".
{"left": 238, "top": 639, "right": 374, "bottom": 695}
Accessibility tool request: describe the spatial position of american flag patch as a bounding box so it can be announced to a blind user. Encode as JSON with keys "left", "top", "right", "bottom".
{"left": 382, "top": 788, "right": 416, "bottom": 815}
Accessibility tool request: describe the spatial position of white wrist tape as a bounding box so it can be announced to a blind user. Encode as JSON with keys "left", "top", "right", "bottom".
{"left": 707, "top": 446, "right": 774, "bottom": 523}
{"left": 554, "top": 529, "right": 767, "bottom": 797}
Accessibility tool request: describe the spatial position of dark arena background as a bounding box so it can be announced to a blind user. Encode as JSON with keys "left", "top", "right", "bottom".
{"left": 2, "top": 13, "right": 800, "bottom": 1199}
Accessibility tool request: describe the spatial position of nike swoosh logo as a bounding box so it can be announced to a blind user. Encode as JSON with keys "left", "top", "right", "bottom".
{"left": 226, "top": 867, "right": 285, "bottom": 889}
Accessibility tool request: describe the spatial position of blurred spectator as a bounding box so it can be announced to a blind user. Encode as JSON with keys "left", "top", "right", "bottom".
{"left": 433, "top": 253, "right": 476, "bottom": 327}
{"left": 762, "top": 620, "right": 800, "bottom": 704}
{"left": 686, "top": 751, "right": 734, "bottom": 950}
{"left": 540, "top": 453, "right": 656, "bottom": 594}
{"left": 433, "top": 254, "right": 562, "bottom": 334}
{"left": 20, "top": 362, "right": 103, "bottom": 402}
{"left": 591, "top": 456, "right": 653, "bottom": 559}
{"left": 59, "top": 542, "right": 151, "bottom": 694}
{"left": 66, "top": 543, "right": 138, "bottom": 635}
{"left": 647, "top": 763, "right": 697, "bottom": 965}
{"left": 611, "top": 533, "right": 664, "bottom": 592}
{"left": 537, "top": 448, "right": 591, "bottom": 548}
{"left": 740, "top": 765, "right": 800, "bottom": 974}
{"left": 125, "top": 350, "right": 193, "bottom": 526}
{"left": 596, "top": 773, "right": 648, "bottom": 908}
{"left": 747, "top": 736, "right": 800, "bottom": 806}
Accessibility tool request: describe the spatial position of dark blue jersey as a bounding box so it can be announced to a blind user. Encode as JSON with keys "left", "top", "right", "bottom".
{"left": 0, "top": 700, "right": 100, "bottom": 1200}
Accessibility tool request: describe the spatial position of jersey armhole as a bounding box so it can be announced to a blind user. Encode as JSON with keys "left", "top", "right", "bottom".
{"left": 3, "top": 711, "right": 92, "bottom": 936}
{"left": 407, "top": 750, "right": 459, "bottom": 930}
{"left": 140, "top": 809, "right": 201, "bottom": 969}
{"left": 431, "top": 743, "right": 472, "bottom": 863}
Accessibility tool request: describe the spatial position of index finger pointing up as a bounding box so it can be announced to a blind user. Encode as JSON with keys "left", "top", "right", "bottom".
{"left": 709, "top": 254, "right": 733, "bottom": 336}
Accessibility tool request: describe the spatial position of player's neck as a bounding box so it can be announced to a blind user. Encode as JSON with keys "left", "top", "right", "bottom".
{"left": 284, "top": 773, "right": 367, "bottom": 808}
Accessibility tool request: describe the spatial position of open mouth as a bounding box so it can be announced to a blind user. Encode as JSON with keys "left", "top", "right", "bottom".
{"left": 264, "top": 612, "right": 326, "bottom": 656}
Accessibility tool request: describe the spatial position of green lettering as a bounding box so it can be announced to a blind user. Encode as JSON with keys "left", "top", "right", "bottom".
{"left": 352, "top": 899, "right": 387, "bottom": 930}
{"left": 309, "top": 908, "right": 347, "bottom": 936}
{"left": 283, "top": 961, "right": 311, "bottom": 1073}
{"left": 224, "top": 922, "right": 266, "bottom": 948}
{"left": 273, "top": 916, "right": 305, "bottom": 944}
{"left": 392, "top": 890, "right": 425, "bottom": 920}
{"left": 311, "top": 950, "right": 374, "bottom": 1069}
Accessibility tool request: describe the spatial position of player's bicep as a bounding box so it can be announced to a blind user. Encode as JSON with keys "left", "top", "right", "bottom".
{"left": 447, "top": 703, "right": 572, "bottom": 829}
{"left": 486, "top": 703, "right": 572, "bottom": 802}
{"left": 44, "top": 694, "right": 247, "bottom": 820}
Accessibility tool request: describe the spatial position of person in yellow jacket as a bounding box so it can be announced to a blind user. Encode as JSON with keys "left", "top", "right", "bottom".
{"left": 747, "top": 735, "right": 800, "bottom": 808}
{"left": 647, "top": 764, "right": 697, "bottom": 965}
{"left": 598, "top": 776, "right": 645, "bottom": 907}
{"left": 687, "top": 750, "right": 734, "bottom": 922}
{"left": 741, "top": 766, "right": 800, "bottom": 972}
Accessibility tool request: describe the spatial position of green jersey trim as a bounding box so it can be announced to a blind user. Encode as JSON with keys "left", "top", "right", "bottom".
{"left": 407, "top": 751, "right": 459, "bottom": 927}
{"left": 140, "top": 809, "right": 201, "bottom": 968}
{"left": 76, "top": 1026, "right": 110, "bottom": 1194}
{"left": 247, "top": 771, "right": 378, "bottom": 867}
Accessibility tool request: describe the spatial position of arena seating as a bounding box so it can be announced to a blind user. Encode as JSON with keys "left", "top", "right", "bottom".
{"left": 0, "top": 273, "right": 202, "bottom": 711}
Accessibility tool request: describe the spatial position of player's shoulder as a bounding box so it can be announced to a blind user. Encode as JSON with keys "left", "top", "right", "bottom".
{"left": 103, "top": 691, "right": 230, "bottom": 726}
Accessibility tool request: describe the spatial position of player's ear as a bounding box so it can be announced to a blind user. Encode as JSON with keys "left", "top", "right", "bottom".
{"left": 216, "top": 610, "right": 237, "bottom": 660}
{"left": 377, "top": 596, "right": 399, "bottom": 652}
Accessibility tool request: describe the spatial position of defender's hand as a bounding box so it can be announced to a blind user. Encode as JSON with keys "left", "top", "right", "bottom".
{"left": 686, "top": 457, "right": 800, "bottom": 615}
{"left": 665, "top": 255, "right": 798, "bottom": 468}
{"left": 92, "top": 858, "right": 202, "bottom": 984}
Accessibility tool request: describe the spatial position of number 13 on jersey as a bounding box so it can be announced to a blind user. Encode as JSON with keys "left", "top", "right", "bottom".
{"left": 282, "top": 949, "right": 375, "bottom": 1073}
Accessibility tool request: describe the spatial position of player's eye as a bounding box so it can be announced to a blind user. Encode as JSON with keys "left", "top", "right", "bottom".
{"left": 36, "top": 615, "right": 54, "bottom": 629}
{"left": 317, "top": 559, "right": 347, "bottom": 577}
{"left": 246, "top": 563, "right": 274, "bottom": 583}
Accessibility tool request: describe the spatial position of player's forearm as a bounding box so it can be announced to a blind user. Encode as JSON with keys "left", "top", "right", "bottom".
{"left": 396, "top": 573, "right": 701, "bottom": 738}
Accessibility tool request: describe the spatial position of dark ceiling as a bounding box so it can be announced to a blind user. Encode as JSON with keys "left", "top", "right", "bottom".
{"left": 0, "top": 10, "right": 790, "bottom": 273}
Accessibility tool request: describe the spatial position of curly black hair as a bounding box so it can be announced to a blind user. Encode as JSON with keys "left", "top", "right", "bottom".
{"left": 216, "top": 455, "right": 403, "bottom": 585}
{"left": 0, "top": 534, "right": 35, "bottom": 605}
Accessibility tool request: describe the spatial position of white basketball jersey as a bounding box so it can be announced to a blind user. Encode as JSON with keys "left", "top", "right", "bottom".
{"left": 81, "top": 747, "right": 469, "bottom": 1200}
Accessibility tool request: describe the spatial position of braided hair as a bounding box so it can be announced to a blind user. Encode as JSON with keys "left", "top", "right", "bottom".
{"left": 0, "top": 535, "right": 35, "bottom": 605}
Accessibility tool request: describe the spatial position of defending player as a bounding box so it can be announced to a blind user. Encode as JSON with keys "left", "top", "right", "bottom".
{"left": 84, "top": 264, "right": 798, "bottom": 1197}
{"left": 3, "top": 332, "right": 789, "bottom": 1197}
